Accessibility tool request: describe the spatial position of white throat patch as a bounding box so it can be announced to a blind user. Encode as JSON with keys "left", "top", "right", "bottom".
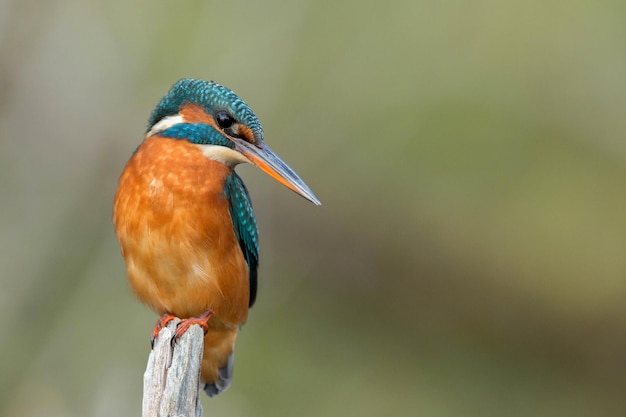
{"left": 198, "top": 144, "right": 251, "bottom": 167}
{"left": 146, "top": 114, "right": 184, "bottom": 137}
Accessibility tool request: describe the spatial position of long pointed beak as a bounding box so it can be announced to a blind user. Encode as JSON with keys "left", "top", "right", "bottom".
{"left": 232, "top": 138, "right": 321, "bottom": 205}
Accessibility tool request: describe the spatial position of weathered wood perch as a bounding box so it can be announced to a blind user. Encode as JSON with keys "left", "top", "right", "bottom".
{"left": 142, "top": 318, "right": 205, "bottom": 417}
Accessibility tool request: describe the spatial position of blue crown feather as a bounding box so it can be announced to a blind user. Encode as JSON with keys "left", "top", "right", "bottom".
{"left": 148, "top": 79, "right": 264, "bottom": 144}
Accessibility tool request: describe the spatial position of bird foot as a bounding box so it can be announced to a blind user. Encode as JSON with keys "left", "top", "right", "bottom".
{"left": 151, "top": 313, "right": 178, "bottom": 348}
{"left": 172, "top": 310, "right": 214, "bottom": 347}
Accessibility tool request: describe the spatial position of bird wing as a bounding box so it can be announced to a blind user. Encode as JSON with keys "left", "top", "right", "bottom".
{"left": 225, "top": 173, "right": 259, "bottom": 307}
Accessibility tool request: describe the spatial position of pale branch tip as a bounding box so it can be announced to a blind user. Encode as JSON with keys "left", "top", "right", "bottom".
{"left": 142, "top": 319, "right": 205, "bottom": 417}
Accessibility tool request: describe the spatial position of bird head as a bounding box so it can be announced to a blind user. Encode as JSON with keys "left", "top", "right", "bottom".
{"left": 146, "top": 78, "right": 320, "bottom": 205}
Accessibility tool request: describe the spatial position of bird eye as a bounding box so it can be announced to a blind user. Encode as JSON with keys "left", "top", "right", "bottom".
{"left": 215, "top": 111, "right": 234, "bottom": 129}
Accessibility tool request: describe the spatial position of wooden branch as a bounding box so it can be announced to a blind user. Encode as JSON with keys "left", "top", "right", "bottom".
{"left": 142, "top": 319, "right": 204, "bottom": 417}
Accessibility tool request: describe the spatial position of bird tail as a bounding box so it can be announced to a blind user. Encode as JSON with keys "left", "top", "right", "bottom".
{"left": 203, "top": 351, "right": 234, "bottom": 397}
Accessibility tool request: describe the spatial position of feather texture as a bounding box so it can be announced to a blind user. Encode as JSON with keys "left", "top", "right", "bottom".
{"left": 225, "top": 173, "right": 259, "bottom": 307}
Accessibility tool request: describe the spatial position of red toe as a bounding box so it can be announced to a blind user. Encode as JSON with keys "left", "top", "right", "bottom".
{"left": 174, "top": 310, "right": 214, "bottom": 340}
{"left": 151, "top": 313, "right": 177, "bottom": 347}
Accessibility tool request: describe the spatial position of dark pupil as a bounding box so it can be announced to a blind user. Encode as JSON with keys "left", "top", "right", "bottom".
{"left": 216, "top": 111, "right": 234, "bottom": 129}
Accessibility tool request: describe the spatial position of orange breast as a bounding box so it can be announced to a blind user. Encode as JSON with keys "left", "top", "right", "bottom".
{"left": 113, "top": 136, "right": 250, "bottom": 326}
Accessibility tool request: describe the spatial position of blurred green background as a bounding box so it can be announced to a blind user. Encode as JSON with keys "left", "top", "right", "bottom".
{"left": 2, "top": 0, "right": 626, "bottom": 416}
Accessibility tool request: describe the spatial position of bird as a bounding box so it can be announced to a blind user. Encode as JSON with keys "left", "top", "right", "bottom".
{"left": 113, "top": 78, "right": 320, "bottom": 397}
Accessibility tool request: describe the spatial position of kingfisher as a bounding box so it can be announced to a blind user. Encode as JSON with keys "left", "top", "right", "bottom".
{"left": 113, "top": 78, "right": 320, "bottom": 397}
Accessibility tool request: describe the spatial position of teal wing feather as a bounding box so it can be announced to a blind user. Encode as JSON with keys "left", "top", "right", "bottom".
{"left": 225, "top": 173, "right": 259, "bottom": 307}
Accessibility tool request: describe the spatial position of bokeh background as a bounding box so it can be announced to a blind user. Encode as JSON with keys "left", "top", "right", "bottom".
{"left": 2, "top": 0, "right": 626, "bottom": 416}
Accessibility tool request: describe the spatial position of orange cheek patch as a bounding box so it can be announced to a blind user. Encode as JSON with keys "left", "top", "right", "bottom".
{"left": 237, "top": 125, "right": 256, "bottom": 144}
{"left": 179, "top": 103, "right": 256, "bottom": 146}
{"left": 180, "top": 103, "right": 218, "bottom": 127}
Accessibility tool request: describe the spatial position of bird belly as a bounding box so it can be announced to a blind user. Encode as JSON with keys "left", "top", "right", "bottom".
{"left": 113, "top": 136, "right": 250, "bottom": 327}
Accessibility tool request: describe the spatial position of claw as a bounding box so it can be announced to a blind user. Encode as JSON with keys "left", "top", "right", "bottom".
{"left": 171, "top": 310, "right": 214, "bottom": 347}
{"left": 151, "top": 313, "right": 177, "bottom": 349}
